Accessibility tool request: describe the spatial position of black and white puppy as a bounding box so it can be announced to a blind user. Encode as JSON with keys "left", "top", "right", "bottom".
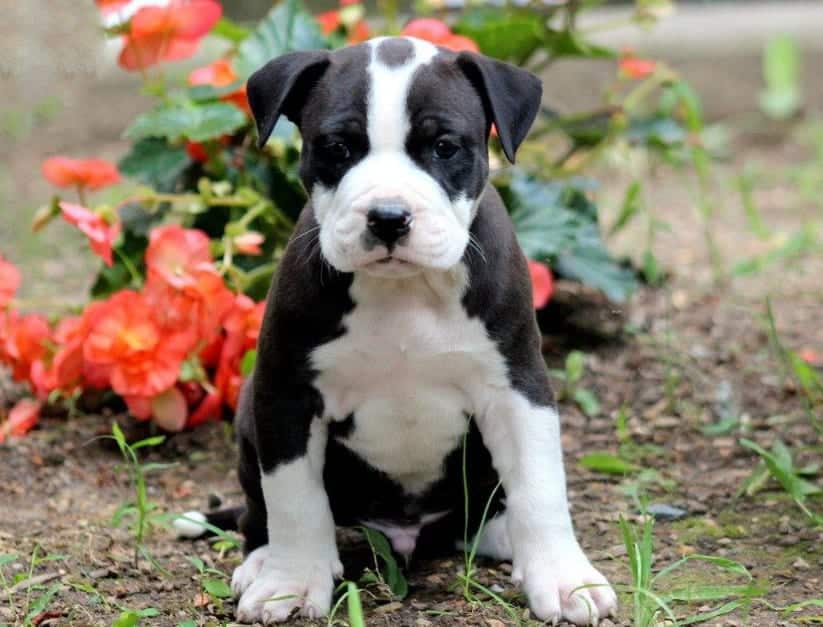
{"left": 177, "top": 36, "right": 616, "bottom": 625}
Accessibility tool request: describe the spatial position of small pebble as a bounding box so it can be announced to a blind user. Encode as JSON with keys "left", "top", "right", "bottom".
{"left": 793, "top": 557, "right": 810, "bottom": 570}
{"left": 646, "top": 503, "right": 688, "bottom": 521}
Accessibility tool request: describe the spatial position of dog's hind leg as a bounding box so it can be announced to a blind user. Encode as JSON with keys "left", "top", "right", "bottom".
{"left": 457, "top": 510, "right": 512, "bottom": 561}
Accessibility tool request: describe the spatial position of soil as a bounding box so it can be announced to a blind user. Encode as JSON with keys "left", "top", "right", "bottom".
{"left": 2, "top": 6, "right": 823, "bottom": 623}
{"left": 2, "top": 132, "right": 823, "bottom": 626}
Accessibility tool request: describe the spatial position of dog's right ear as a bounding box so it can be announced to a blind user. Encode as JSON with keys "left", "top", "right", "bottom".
{"left": 247, "top": 51, "right": 331, "bottom": 148}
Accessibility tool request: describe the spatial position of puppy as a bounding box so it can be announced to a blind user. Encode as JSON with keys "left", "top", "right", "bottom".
{"left": 177, "top": 36, "right": 617, "bottom": 625}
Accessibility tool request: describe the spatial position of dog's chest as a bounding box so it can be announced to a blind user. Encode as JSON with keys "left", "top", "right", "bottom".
{"left": 310, "top": 269, "right": 506, "bottom": 494}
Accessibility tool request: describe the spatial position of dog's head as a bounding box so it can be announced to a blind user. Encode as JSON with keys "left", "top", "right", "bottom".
{"left": 248, "top": 37, "right": 542, "bottom": 277}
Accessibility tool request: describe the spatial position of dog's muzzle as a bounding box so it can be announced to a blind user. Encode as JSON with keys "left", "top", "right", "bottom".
{"left": 366, "top": 200, "right": 413, "bottom": 248}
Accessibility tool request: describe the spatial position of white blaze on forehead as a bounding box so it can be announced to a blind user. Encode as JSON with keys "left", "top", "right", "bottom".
{"left": 367, "top": 38, "right": 438, "bottom": 153}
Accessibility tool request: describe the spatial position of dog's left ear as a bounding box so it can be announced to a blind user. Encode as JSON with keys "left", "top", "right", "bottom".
{"left": 247, "top": 50, "right": 331, "bottom": 148}
{"left": 456, "top": 52, "right": 542, "bottom": 163}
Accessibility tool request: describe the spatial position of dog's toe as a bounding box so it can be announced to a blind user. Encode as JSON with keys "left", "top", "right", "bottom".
{"left": 233, "top": 554, "right": 336, "bottom": 624}
{"left": 231, "top": 545, "right": 270, "bottom": 598}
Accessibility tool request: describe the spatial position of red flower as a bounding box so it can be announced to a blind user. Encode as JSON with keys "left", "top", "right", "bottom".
{"left": 96, "top": 0, "right": 131, "bottom": 12}
{"left": 118, "top": 0, "right": 222, "bottom": 71}
{"left": 188, "top": 59, "right": 250, "bottom": 114}
{"left": 59, "top": 202, "right": 121, "bottom": 267}
{"left": 316, "top": 10, "right": 342, "bottom": 35}
{"left": 42, "top": 157, "right": 121, "bottom": 190}
{"left": 401, "top": 18, "right": 451, "bottom": 42}
{"left": 0, "top": 399, "right": 41, "bottom": 443}
{"left": 438, "top": 34, "right": 479, "bottom": 53}
{"left": 400, "top": 19, "right": 480, "bottom": 53}
{"left": 84, "top": 291, "right": 189, "bottom": 398}
{"left": 216, "top": 295, "right": 264, "bottom": 410}
{"left": 233, "top": 231, "right": 264, "bottom": 256}
{"left": 619, "top": 53, "right": 656, "bottom": 80}
{"left": 316, "top": 6, "right": 370, "bottom": 44}
{"left": 0, "top": 255, "right": 20, "bottom": 308}
{"left": 527, "top": 259, "right": 554, "bottom": 309}
{"left": 186, "top": 141, "right": 209, "bottom": 163}
{"left": 187, "top": 389, "right": 223, "bottom": 428}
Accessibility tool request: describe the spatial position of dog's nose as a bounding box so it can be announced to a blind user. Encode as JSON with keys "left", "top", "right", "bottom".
{"left": 366, "top": 202, "right": 412, "bottom": 246}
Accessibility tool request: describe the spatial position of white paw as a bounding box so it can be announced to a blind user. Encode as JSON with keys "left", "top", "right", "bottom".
{"left": 231, "top": 545, "right": 270, "bottom": 597}
{"left": 514, "top": 550, "right": 617, "bottom": 626}
{"left": 234, "top": 548, "right": 343, "bottom": 624}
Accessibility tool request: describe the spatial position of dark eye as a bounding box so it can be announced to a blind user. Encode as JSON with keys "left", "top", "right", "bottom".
{"left": 320, "top": 140, "right": 351, "bottom": 161}
{"left": 434, "top": 138, "right": 460, "bottom": 160}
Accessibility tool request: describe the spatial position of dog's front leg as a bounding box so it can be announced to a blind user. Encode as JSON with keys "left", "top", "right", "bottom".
{"left": 477, "top": 391, "right": 617, "bottom": 625}
{"left": 233, "top": 387, "right": 341, "bottom": 625}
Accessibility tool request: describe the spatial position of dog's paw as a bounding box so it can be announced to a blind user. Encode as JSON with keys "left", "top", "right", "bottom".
{"left": 231, "top": 545, "right": 270, "bottom": 597}
{"left": 234, "top": 550, "right": 342, "bottom": 624}
{"left": 514, "top": 549, "right": 617, "bottom": 626}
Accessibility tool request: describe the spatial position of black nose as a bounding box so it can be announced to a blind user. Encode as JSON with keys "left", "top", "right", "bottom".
{"left": 366, "top": 202, "right": 412, "bottom": 246}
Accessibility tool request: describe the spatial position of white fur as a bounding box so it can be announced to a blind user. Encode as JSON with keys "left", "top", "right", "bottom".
{"left": 458, "top": 511, "right": 513, "bottom": 561}
{"left": 475, "top": 397, "right": 618, "bottom": 624}
{"left": 312, "top": 37, "right": 476, "bottom": 276}
{"left": 311, "top": 265, "right": 508, "bottom": 495}
{"left": 234, "top": 421, "right": 342, "bottom": 624}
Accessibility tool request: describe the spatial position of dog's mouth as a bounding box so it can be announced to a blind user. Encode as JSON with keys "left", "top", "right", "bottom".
{"left": 376, "top": 255, "right": 408, "bottom": 265}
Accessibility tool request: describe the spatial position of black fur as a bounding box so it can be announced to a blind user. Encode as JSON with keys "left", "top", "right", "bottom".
{"left": 227, "top": 41, "right": 549, "bottom": 559}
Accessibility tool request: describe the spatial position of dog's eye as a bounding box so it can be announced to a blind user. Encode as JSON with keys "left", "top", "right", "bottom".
{"left": 433, "top": 138, "right": 460, "bottom": 160}
{"left": 320, "top": 141, "right": 351, "bottom": 161}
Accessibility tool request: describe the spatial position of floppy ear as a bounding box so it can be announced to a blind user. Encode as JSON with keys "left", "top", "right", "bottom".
{"left": 456, "top": 52, "right": 543, "bottom": 163}
{"left": 246, "top": 50, "right": 331, "bottom": 148}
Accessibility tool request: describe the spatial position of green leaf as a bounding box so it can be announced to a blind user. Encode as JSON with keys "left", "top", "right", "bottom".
{"left": 760, "top": 34, "right": 802, "bottom": 120}
{"left": 573, "top": 387, "right": 601, "bottom": 417}
{"left": 241, "top": 349, "right": 258, "bottom": 376}
{"left": 453, "top": 8, "right": 546, "bottom": 63}
{"left": 503, "top": 171, "right": 637, "bottom": 302}
{"left": 111, "top": 502, "right": 137, "bottom": 528}
{"left": 362, "top": 527, "right": 408, "bottom": 599}
{"left": 234, "top": 0, "right": 328, "bottom": 79}
{"left": 138, "top": 608, "right": 160, "bottom": 618}
{"left": 203, "top": 578, "right": 233, "bottom": 599}
{"left": 678, "top": 600, "right": 747, "bottom": 625}
{"left": 26, "top": 584, "right": 62, "bottom": 621}
{"left": 111, "top": 611, "right": 142, "bottom": 627}
{"left": 627, "top": 116, "right": 687, "bottom": 148}
{"left": 544, "top": 29, "right": 616, "bottom": 60}
{"left": 126, "top": 102, "right": 247, "bottom": 143}
{"left": 346, "top": 581, "right": 366, "bottom": 627}
{"left": 118, "top": 138, "right": 189, "bottom": 189}
{"left": 188, "top": 556, "right": 206, "bottom": 573}
{"left": 565, "top": 351, "right": 585, "bottom": 385}
{"left": 131, "top": 435, "right": 166, "bottom": 450}
{"left": 212, "top": 17, "right": 251, "bottom": 43}
{"left": 579, "top": 452, "right": 636, "bottom": 475}
{"left": 609, "top": 181, "right": 642, "bottom": 236}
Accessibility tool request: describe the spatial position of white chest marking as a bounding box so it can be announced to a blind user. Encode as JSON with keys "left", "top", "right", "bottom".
{"left": 310, "top": 267, "right": 509, "bottom": 495}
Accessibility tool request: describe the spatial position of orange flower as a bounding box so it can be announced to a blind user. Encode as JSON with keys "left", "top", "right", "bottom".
{"left": 0, "top": 399, "right": 42, "bottom": 443}
{"left": 144, "top": 224, "right": 233, "bottom": 350}
{"left": 0, "top": 255, "right": 20, "bottom": 308}
{"left": 84, "top": 291, "right": 189, "bottom": 398}
{"left": 187, "top": 388, "right": 223, "bottom": 428}
{"left": 59, "top": 202, "right": 121, "bottom": 267}
{"left": 619, "top": 53, "right": 656, "bottom": 80}
{"left": 2, "top": 312, "right": 51, "bottom": 383}
{"left": 400, "top": 19, "right": 479, "bottom": 52}
{"left": 145, "top": 224, "right": 212, "bottom": 289}
{"left": 233, "top": 231, "right": 265, "bottom": 256}
{"left": 527, "top": 259, "right": 554, "bottom": 309}
{"left": 118, "top": 0, "right": 222, "bottom": 71}
{"left": 42, "top": 157, "right": 121, "bottom": 190}
{"left": 188, "top": 59, "right": 250, "bottom": 114}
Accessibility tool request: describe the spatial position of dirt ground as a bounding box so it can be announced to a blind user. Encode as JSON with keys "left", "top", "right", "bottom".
{"left": 2, "top": 130, "right": 823, "bottom": 626}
